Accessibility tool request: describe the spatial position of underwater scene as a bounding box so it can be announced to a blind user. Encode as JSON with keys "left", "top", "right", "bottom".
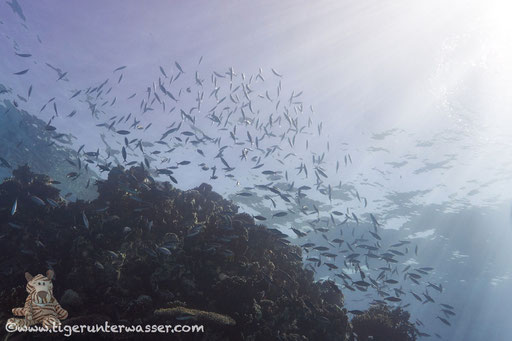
{"left": 0, "top": 1, "right": 511, "bottom": 340}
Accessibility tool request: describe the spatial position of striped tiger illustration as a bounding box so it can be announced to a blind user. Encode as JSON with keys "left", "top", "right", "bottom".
{"left": 6, "top": 270, "right": 68, "bottom": 329}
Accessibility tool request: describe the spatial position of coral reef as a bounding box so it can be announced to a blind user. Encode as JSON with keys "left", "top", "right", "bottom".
{"left": 154, "top": 307, "right": 236, "bottom": 326}
{"left": 351, "top": 304, "right": 418, "bottom": 341}
{"left": 0, "top": 166, "right": 417, "bottom": 340}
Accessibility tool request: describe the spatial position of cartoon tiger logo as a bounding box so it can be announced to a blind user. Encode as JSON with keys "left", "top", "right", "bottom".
{"left": 6, "top": 270, "right": 68, "bottom": 329}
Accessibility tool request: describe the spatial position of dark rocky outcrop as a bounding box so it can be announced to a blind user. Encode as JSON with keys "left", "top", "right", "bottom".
{"left": 0, "top": 166, "right": 417, "bottom": 340}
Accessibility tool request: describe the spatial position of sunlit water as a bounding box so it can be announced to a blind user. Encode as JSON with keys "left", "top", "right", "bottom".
{"left": 1, "top": 1, "right": 511, "bottom": 340}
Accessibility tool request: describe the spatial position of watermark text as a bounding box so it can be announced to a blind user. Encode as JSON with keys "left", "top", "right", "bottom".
{"left": 5, "top": 321, "right": 204, "bottom": 337}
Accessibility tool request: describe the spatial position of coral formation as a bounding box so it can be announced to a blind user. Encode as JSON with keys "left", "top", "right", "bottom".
{"left": 351, "top": 304, "right": 418, "bottom": 341}
{"left": 0, "top": 166, "right": 417, "bottom": 340}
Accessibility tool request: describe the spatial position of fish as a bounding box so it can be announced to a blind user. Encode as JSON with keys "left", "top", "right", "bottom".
{"left": 30, "top": 195, "right": 46, "bottom": 206}
{"left": 0, "top": 55, "right": 453, "bottom": 324}
{"left": 384, "top": 296, "right": 401, "bottom": 302}
{"left": 353, "top": 281, "right": 370, "bottom": 287}
{"left": 186, "top": 224, "right": 204, "bottom": 238}
{"left": 369, "top": 231, "right": 381, "bottom": 240}
{"left": 82, "top": 211, "right": 89, "bottom": 229}
{"left": 410, "top": 291, "right": 423, "bottom": 302}
{"left": 159, "top": 66, "right": 167, "bottom": 78}
{"left": 8, "top": 222, "right": 22, "bottom": 230}
{"left": 175, "top": 61, "right": 184, "bottom": 73}
{"left": 316, "top": 168, "right": 328, "bottom": 178}
{"left": 236, "top": 192, "right": 252, "bottom": 197}
{"left": 428, "top": 282, "right": 443, "bottom": 293}
{"left": 70, "top": 90, "right": 81, "bottom": 99}
{"left": 157, "top": 247, "right": 172, "bottom": 256}
{"left": 440, "top": 304, "right": 454, "bottom": 310}
{"left": 384, "top": 279, "right": 398, "bottom": 284}
{"left": 370, "top": 213, "right": 380, "bottom": 229}
{"left": 57, "top": 72, "right": 68, "bottom": 81}
{"left": 436, "top": 316, "right": 451, "bottom": 326}
{"left": 47, "top": 198, "right": 59, "bottom": 208}
{"left": 423, "top": 292, "right": 435, "bottom": 303}
{"left": 442, "top": 309, "right": 456, "bottom": 317}
{"left": 291, "top": 228, "right": 307, "bottom": 238}
{"left": 271, "top": 68, "right": 283, "bottom": 77}
{"left": 15, "top": 52, "right": 32, "bottom": 57}
{"left": 325, "top": 263, "right": 338, "bottom": 270}
{"left": 14, "top": 69, "right": 29, "bottom": 75}
{"left": 352, "top": 212, "right": 359, "bottom": 224}
{"left": 11, "top": 199, "right": 17, "bottom": 215}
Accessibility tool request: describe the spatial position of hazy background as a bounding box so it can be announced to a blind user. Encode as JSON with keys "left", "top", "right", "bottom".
{"left": 1, "top": 1, "right": 511, "bottom": 339}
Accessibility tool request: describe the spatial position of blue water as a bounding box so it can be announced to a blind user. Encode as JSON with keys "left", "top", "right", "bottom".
{"left": 1, "top": 1, "right": 511, "bottom": 340}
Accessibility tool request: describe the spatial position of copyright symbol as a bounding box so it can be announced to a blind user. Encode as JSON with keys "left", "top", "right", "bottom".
{"left": 5, "top": 321, "right": 17, "bottom": 333}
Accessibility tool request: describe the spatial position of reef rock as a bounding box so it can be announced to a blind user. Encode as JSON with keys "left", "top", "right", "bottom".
{"left": 0, "top": 166, "right": 417, "bottom": 340}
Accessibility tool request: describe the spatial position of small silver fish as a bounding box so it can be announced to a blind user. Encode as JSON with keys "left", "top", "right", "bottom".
{"left": 11, "top": 199, "right": 17, "bottom": 215}
{"left": 106, "top": 251, "right": 118, "bottom": 258}
{"left": 47, "top": 198, "right": 59, "bottom": 208}
{"left": 186, "top": 225, "right": 204, "bottom": 238}
{"left": 157, "top": 247, "right": 172, "bottom": 256}
{"left": 30, "top": 195, "right": 46, "bottom": 206}
{"left": 82, "top": 211, "right": 89, "bottom": 229}
{"left": 8, "top": 222, "right": 22, "bottom": 230}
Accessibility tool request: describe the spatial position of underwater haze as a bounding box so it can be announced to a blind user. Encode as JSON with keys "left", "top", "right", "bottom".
{"left": 1, "top": 1, "right": 512, "bottom": 340}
